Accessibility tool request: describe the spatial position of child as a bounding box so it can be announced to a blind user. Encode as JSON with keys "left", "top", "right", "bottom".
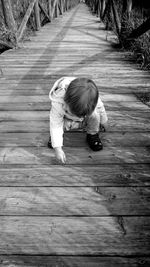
{"left": 48, "top": 77, "right": 108, "bottom": 164}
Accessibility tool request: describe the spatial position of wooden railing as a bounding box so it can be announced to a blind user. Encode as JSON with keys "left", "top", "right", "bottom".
{"left": 1, "top": 0, "right": 80, "bottom": 45}
{"left": 86, "top": 0, "right": 150, "bottom": 41}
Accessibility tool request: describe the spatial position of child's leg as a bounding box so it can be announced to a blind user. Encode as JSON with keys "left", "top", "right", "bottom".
{"left": 86, "top": 110, "right": 100, "bottom": 134}
{"left": 85, "top": 110, "right": 103, "bottom": 151}
{"left": 64, "top": 118, "right": 82, "bottom": 131}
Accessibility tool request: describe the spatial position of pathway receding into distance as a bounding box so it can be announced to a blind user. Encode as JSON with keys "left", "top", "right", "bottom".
{"left": 0, "top": 3, "right": 150, "bottom": 267}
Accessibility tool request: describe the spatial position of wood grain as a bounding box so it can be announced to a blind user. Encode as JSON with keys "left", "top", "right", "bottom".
{"left": 0, "top": 186, "right": 149, "bottom": 215}
{"left": 0, "top": 132, "right": 150, "bottom": 147}
{"left": 0, "top": 256, "right": 149, "bottom": 267}
{"left": 0, "top": 146, "right": 150, "bottom": 165}
{"left": 0, "top": 164, "right": 149, "bottom": 186}
{"left": 0, "top": 117, "right": 150, "bottom": 132}
{"left": 0, "top": 216, "right": 150, "bottom": 255}
{"left": 0, "top": 2, "right": 150, "bottom": 264}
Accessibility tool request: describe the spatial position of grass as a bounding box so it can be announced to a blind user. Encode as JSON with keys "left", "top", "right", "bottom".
{"left": 118, "top": 9, "right": 150, "bottom": 105}
{"left": 103, "top": 2, "right": 150, "bottom": 70}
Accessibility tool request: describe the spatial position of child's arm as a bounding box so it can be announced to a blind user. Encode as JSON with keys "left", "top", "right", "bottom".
{"left": 97, "top": 98, "right": 108, "bottom": 131}
{"left": 50, "top": 102, "right": 66, "bottom": 164}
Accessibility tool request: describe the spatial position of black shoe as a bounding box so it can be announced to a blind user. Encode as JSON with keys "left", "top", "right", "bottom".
{"left": 86, "top": 133, "right": 103, "bottom": 151}
{"left": 48, "top": 137, "right": 53, "bottom": 149}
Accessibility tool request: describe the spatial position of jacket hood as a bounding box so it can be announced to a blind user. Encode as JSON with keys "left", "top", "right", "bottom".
{"left": 49, "top": 77, "right": 76, "bottom": 103}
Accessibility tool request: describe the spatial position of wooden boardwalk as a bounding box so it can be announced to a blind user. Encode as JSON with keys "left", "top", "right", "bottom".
{"left": 0, "top": 3, "right": 150, "bottom": 266}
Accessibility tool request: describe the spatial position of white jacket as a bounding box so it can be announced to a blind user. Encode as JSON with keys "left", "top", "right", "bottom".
{"left": 49, "top": 77, "right": 107, "bottom": 148}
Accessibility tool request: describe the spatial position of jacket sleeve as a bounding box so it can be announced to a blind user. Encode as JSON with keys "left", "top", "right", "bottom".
{"left": 50, "top": 102, "right": 64, "bottom": 148}
{"left": 97, "top": 97, "right": 108, "bottom": 125}
{"left": 49, "top": 77, "right": 66, "bottom": 100}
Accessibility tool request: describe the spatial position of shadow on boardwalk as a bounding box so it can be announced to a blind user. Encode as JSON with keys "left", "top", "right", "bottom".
{"left": 0, "top": 3, "right": 150, "bottom": 267}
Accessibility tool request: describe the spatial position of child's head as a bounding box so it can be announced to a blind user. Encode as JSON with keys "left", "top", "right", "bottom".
{"left": 64, "top": 77, "right": 99, "bottom": 117}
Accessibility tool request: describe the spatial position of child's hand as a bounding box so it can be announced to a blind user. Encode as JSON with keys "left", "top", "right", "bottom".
{"left": 54, "top": 147, "right": 66, "bottom": 164}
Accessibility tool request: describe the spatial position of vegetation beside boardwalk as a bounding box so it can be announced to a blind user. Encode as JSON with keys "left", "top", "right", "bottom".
{"left": 85, "top": 0, "right": 150, "bottom": 106}
{"left": 0, "top": 0, "right": 79, "bottom": 53}
{"left": 86, "top": 0, "right": 150, "bottom": 71}
{"left": 110, "top": 1, "right": 150, "bottom": 70}
{"left": 0, "top": 0, "right": 38, "bottom": 51}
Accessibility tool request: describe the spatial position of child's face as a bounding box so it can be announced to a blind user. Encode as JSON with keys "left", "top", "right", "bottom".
{"left": 65, "top": 104, "right": 86, "bottom": 119}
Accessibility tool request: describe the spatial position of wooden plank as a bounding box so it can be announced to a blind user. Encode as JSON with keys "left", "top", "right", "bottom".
{"left": 0, "top": 2, "right": 150, "bottom": 263}
{"left": 0, "top": 132, "right": 150, "bottom": 147}
{"left": 0, "top": 76, "right": 149, "bottom": 86}
{"left": 0, "top": 57, "right": 136, "bottom": 63}
{"left": 1, "top": 64, "right": 143, "bottom": 71}
{"left": 0, "top": 146, "right": 149, "bottom": 165}
{"left": 0, "top": 76, "right": 150, "bottom": 87}
{"left": 0, "top": 63, "right": 142, "bottom": 71}
{"left": 1, "top": 64, "right": 147, "bottom": 73}
{"left": 2, "top": 74, "right": 149, "bottom": 83}
{"left": 0, "top": 119, "right": 149, "bottom": 132}
{"left": 0, "top": 110, "right": 149, "bottom": 120}
{"left": 0, "top": 216, "right": 150, "bottom": 255}
{"left": 0, "top": 186, "right": 149, "bottom": 216}
{"left": 1, "top": 48, "right": 148, "bottom": 56}
{"left": 0, "top": 93, "right": 145, "bottom": 102}
{"left": 0, "top": 84, "right": 149, "bottom": 95}
{"left": 0, "top": 101, "right": 149, "bottom": 111}
{"left": 0, "top": 256, "right": 150, "bottom": 267}
{"left": 0, "top": 113, "right": 149, "bottom": 133}
{"left": 0, "top": 68, "right": 148, "bottom": 77}
{"left": 0, "top": 94, "right": 146, "bottom": 103}
{"left": 2, "top": 78, "right": 148, "bottom": 87}
{"left": 0, "top": 164, "right": 149, "bottom": 186}
{"left": 0, "top": 55, "right": 141, "bottom": 62}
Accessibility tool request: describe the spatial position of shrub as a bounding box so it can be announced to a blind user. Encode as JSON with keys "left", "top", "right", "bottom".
{"left": 103, "top": 1, "right": 150, "bottom": 70}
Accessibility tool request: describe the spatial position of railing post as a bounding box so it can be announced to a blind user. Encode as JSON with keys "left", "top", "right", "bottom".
{"left": 1, "top": 0, "right": 17, "bottom": 32}
{"left": 65, "top": 0, "right": 68, "bottom": 11}
{"left": 55, "top": 0, "right": 59, "bottom": 17}
{"left": 97, "top": 0, "right": 101, "bottom": 18}
{"left": 34, "top": 0, "right": 41, "bottom": 30}
{"left": 66, "top": 0, "right": 69, "bottom": 11}
{"left": 57, "top": 0, "right": 59, "bottom": 16}
{"left": 100, "top": 0, "right": 106, "bottom": 19}
{"left": 63, "top": 0, "right": 65, "bottom": 11}
{"left": 48, "top": 0, "right": 52, "bottom": 21}
{"left": 60, "top": 0, "right": 63, "bottom": 15}
{"left": 62, "top": 0, "right": 64, "bottom": 12}
{"left": 127, "top": 0, "right": 132, "bottom": 19}
{"left": 120, "top": 0, "right": 128, "bottom": 36}
{"left": 17, "top": 0, "right": 37, "bottom": 41}
{"left": 110, "top": 0, "right": 121, "bottom": 36}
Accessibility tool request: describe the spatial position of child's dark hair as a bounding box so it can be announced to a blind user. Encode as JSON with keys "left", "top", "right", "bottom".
{"left": 64, "top": 77, "right": 99, "bottom": 117}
